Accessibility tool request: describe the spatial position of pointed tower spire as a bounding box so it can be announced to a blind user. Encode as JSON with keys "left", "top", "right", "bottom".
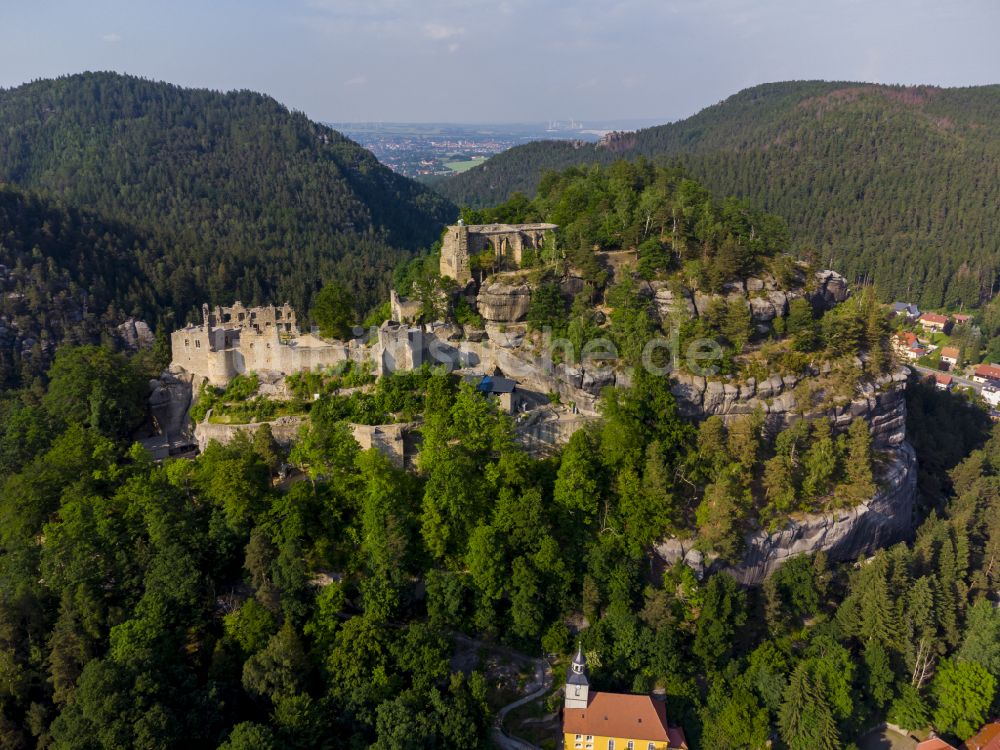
{"left": 564, "top": 642, "right": 590, "bottom": 710}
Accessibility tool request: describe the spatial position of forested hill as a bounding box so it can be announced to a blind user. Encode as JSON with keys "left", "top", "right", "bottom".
{"left": 0, "top": 185, "right": 174, "bottom": 388}
{"left": 0, "top": 72, "right": 456, "bottom": 319}
{"left": 433, "top": 81, "right": 1000, "bottom": 309}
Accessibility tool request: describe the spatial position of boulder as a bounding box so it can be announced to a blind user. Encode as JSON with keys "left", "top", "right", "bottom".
{"left": 693, "top": 291, "right": 720, "bottom": 317}
{"left": 463, "top": 326, "right": 488, "bottom": 342}
{"left": 477, "top": 283, "right": 532, "bottom": 323}
{"left": 484, "top": 323, "right": 526, "bottom": 348}
{"left": 749, "top": 296, "right": 777, "bottom": 322}
{"left": 653, "top": 288, "right": 697, "bottom": 321}
{"left": 581, "top": 367, "right": 616, "bottom": 394}
{"left": 702, "top": 380, "right": 725, "bottom": 412}
{"left": 767, "top": 291, "right": 789, "bottom": 317}
{"left": 813, "top": 270, "right": 850, "bottom": 307}
{"left": 117, "top": 318, "right": 155, "bottom": 350}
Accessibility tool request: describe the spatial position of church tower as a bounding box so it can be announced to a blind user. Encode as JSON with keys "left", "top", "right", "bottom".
{"left": 564, "top": 644, "right": 589, "bottom": 709}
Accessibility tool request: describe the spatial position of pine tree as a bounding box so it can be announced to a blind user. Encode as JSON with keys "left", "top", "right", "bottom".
{"left": 864, "top": 639, "right": 895, "bottom": 708}
{"left": 802, "top": 420, "right": 838, "bottom": 502}
{"left": 779, "top": 665, "right": 840, "bottom": 750}
{"left": 842, "top": 419, "right": 875, "bottom": 504}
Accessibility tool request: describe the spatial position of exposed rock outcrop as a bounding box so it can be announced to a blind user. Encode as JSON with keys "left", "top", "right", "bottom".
{"left": 651, "top": 269, "right": 849, "bottom": 330}
{"left": 655, "top": 441, "right": 917, "bottom": 585}
{"left": 477, "top": 282, "right": 532, "bottom": 323}
{"left": 149, "top": 367, "right": 198, "bottom": 437}
{"left": 117, "top": 318, "right": 154, "bottom": 350}
{"left": 670, "top": 366, "right": 910, "bottom": 448}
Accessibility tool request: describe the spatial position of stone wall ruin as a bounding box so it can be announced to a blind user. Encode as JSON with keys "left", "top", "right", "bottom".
{"left": 439, "top": 222, "right": 557, "bottom": 283}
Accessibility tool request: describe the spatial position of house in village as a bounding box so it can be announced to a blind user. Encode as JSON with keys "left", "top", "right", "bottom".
{"left": 973, "top": 364, "right": 1000, "bottom": 385}
{"left": 934, "top": 373, "right": 953, "bottom": 391}
{"left": 940, "top": 346, "right": 960, "bottom": 368}
{"left": 894, "top": 332, "right": 921, "bottom": 361}
{"left": 892, "top": 302, "right": 921, "bottom": 321}
{"left": 919, "top": 312, "right": 950, "bottom": 333}
{"left": 982, "top": 385, "right": 1000, "bottom": 408}
{"left": 952, "top": 313, "right": 973, "bottom": 326}
{"left": 563, "top": 648, "right": 688, "bottom": 750}
{"left": 915, "top": 720, "right": 1000, "bottom": 749}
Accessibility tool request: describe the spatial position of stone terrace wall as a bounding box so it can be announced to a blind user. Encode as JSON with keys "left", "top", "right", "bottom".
{"left": 194, "top": 414, "right": 307, "bottom": 452}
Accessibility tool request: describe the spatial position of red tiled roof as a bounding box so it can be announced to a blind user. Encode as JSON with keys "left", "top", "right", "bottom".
{"left": 975, "top": 365, "right": 1000, "bottom": 380}
{"left": 962, "top": 720, "right": 1000, "bottom": 750}
{"left": 564, "top": 692, "right": 686, "bottom": 746}
{"left": 954, "top": 313, "right": 972, "bottom": 322}
{"left": 917, "top": 739, "right": 956, "bottom": 750}
{"left": 941, "top": 347, "right": 960, "bottom": 359}
{"left": 897, "top": 332, "right": 918, "bottom": 346}
{"left": 920, "top": 312, "right": 949, "bottom": 325}
{"left": 935, "top": 374, "right": 953, "bottom": 385}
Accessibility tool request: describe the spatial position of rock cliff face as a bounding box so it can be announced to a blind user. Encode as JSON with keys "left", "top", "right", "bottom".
{"left": 655, "top": 441, "right": 917, "bottom": 585}
{"left": 649, "top": 269, "right": 850, "bottom": 330}
{"left": 149, "top": 367, "right": 199, "bottom": 437}
{"left": 671, "top": 366, "right": 910, "bottom": 448}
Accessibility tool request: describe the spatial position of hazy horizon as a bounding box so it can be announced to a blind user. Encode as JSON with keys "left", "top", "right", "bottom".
{"left": 3, "top": 1, "right": 999, "bottom": 124}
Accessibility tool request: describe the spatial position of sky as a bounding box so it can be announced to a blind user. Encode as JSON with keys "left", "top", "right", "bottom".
{"left": 2, "top": 0, "right": 999, "bottom": 124}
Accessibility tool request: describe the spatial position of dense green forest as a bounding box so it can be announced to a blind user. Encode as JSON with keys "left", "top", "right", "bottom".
{"left": 0, "top": 72, "right": 455, "bottom": 328}
{"left": 433, "top": 81, "right": 1000, "bottom": 310}
{"left": 0, "top": 185, "right": 171, "bottom": 389}
{"left": 0, "top": 345, "right": 997, "bottom": 749}
{"left": 2, "top": 76, "right": 999, "bottom": 750}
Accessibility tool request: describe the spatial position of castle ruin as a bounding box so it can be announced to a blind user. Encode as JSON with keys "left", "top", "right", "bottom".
{"left": 440, "top": 221, "right": 558, "bottom": 283}
{"left": 171, "top": 302, "right": 364, "bottom": 385}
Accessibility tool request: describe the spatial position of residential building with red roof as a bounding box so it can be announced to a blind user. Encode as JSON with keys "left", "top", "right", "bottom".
{"left": 963, "top": 720, "right": 1000, "bottom": 750}
{"left": 917, "top": 738, "right": 956, "bottom": 750}
{"left": 934, "top": 373, "right": 953, "bottom": 390}
{"left": 912, "top": 720, "right": 1000, "bottom": 750}
{"left": 940, "top": 346, "right": 960, "bottom": 366}
{"left": 919, "top": 312, "right": 951, "bottom": 332}
{"left": 894, "top": 332, "right": 925, "bottom": 361}
{"left": 973, "top": 364, "right": 1000, "bottom": 384}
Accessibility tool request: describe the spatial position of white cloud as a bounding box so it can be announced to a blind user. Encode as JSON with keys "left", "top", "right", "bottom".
{"left": 102, "top": 32, "right": 122, "bottom": 43}
{"left": 423, "top": 23, "right": 465, "bottom": 40}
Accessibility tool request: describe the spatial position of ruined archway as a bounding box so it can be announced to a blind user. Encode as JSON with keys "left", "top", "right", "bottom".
{"left": 440, "top": 222, "right": 558, "bottom": 283}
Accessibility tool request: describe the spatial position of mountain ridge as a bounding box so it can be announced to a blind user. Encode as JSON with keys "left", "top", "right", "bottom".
{"left": 0, "top": 71, "right": 456, "bottom": 319}
{"left": 433, "top": 80, "right": 1000, "bottom": 308}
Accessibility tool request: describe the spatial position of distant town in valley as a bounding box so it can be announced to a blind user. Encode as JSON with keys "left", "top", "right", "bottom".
{"left": 328, "top": 119, "right": 663, "bottom": 178}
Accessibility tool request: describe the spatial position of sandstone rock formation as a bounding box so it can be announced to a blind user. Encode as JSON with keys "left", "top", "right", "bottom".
{"left": 476, "top": 282, "right": 532, "bottom": 323}
{"left": 670, "top": 366, "right": 910, "bottom": 448}
{"left": 655, "top": 441, "right": 917, "bottom": 585}
{"left": 650, "top": 269, "right": 850, "bottom": 330}
{"left": 149, "top": 367, "right": 198, "bottom": 437}
{"left": 117, "top": 318, "right": 154, "bottom": 350}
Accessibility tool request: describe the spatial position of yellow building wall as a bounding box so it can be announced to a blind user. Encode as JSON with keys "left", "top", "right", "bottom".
{"left": 562, "top": 733, "right": 673, "bottom": 750}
